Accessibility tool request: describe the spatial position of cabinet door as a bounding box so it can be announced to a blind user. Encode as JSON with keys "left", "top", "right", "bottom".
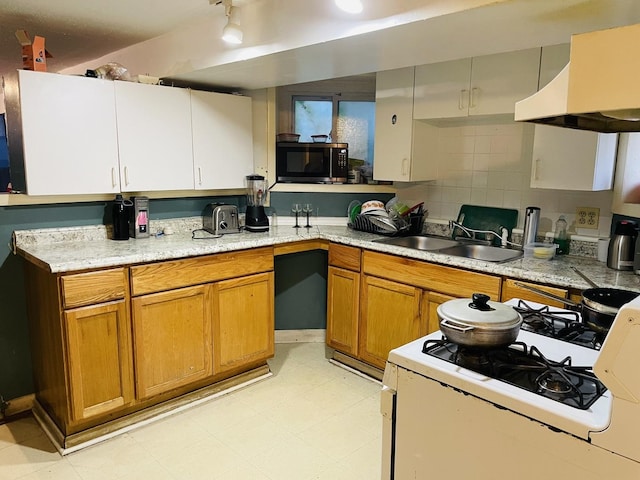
{"left": 425, "top": 291, "right": 456, "bottom": 335}
{"left": 531, "top": 125, "right": 617, "bottom": 190}
{"left": 114, "top": 81, "right": 194, "bottom": 192}
{"left": 132, "top": 285, "right": 213, "bottom": 399}
{"left": 326, "top": 266, "right": 360, "bottom": 356}
{"left": 64, "top": 300, "right": 133, "bottom": 422}
{"left": 373, "top": 67, "right": 415, "bottom": 182}
{"left": 213, "top": 272, "right": 274, "bottom": 373}
{"left": 191, "top": 91, "right": 254, "bottom": 189}
{"left": 359, "top": 275, "right": 423, "bottom": 369}
{"left": 469, "top": 48, "right": 540, "bottom": 116}
{"left": 15, "top": 70, "right": 120, "bottom": 195}
{"left": 413, "top": 58, "right": 472, "bottom": 119}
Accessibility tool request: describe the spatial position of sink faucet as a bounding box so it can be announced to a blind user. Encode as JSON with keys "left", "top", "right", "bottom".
{"left": 449, "top": 221, "right": 518, "bottom": 248}
{"left": 449, "top": 220, "right": 476, "bottom": 240}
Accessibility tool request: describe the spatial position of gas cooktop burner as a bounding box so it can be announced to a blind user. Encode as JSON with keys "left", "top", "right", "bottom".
{"left": 422, "top": 338, "right": 607, "bottom": 410}
{"left": 514, "top": 300, "right": 603, "bottom": 350}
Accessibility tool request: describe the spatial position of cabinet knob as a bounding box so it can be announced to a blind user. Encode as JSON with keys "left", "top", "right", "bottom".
{"left": 391, "top": 114, "right": 397, "bottom": 125}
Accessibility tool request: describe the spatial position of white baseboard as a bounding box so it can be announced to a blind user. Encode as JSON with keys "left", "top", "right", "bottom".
{"left": 275, "top": 329, "right": 326, "bottom": 343}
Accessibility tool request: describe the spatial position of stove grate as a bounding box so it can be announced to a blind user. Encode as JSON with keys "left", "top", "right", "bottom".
{"left": 422, "top": 337, "right": 606, "bottom": 409}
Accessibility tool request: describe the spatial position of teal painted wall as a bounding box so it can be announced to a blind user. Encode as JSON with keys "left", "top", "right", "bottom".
{"left": 270, "top": 192, "right": 394, "bottom": 217}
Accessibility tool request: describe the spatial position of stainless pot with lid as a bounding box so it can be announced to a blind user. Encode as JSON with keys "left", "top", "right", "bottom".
{"left": 437, "top": 293, "right": 523, "bottom": 347}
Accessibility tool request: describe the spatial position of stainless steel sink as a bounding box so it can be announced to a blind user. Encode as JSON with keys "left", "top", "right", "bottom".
{"left": 373, "top": 235, "right": 523, "bottom": 263}
{"left": 437, "top": 244, "right": 523, "bottom": 263}
{"left": 373, "top": 235, "right": 461, "bottom": 251}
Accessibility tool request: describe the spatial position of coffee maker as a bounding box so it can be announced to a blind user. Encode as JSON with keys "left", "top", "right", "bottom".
{"left": 245, "top": 174, "right": 269, "bottom": 232}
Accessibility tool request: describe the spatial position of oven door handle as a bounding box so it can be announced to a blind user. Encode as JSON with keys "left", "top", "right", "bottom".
{"left": 440, "top": 319, "right": 475, "bottom": 332}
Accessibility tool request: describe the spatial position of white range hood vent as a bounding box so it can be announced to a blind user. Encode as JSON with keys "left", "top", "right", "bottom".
{"left": 515, "top": 23, "right": 640, "bottom": 133}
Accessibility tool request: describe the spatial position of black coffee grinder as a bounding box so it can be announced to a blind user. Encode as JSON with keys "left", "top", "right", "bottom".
{"left": 245, "top": 174, "right": 269, "bottom": 232}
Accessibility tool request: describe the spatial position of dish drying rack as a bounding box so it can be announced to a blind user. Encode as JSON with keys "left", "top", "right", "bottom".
{"left": 348, "top": 214, "right": 410, "bottom": 236}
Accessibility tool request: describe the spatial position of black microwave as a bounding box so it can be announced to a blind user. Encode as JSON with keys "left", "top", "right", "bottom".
{"left": 276, "top": 142, "right": 348, "bottom": 184}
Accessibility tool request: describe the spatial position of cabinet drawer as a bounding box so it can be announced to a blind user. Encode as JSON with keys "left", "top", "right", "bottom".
{"left": 61, "top": 268, "right": 127, "bottom": 309}
{"left": 501, "top": 279, "right": 569, "bottom": 308}
{"left": 130, "top": 247, "right": 274, "bottom": 296}
{"left": 362, "top": 250, "right": 501, "bottom": 299}
{"left": 329, "top": 243, "right": 361, "bottom": 271}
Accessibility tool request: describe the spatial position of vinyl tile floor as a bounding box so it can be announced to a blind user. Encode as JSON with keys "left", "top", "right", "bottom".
{"left": 0, "top": 343, "right": 383, "bottom": 480}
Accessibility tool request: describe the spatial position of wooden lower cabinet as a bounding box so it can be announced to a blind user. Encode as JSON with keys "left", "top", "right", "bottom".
{"left": 213, "top": 272, "right": 274, "bottom": 373}
{"left": 131, "top": 284, "right": 213, "bottom": 399}
{"left": 359, "top": 274, "right": 424, "bottom": 370}
{"left": 328, "top": 247, "right": 503, "bottom": 372}
{"left": 25, "top": 247, "right": 273, "bottom": 447}
{"left": 326, "top": 266, "right": 360, "bottom": 356}
{"left": 64, "top": 300, "right": 134, "bottom": 422}
{"left": 425, "top": 291, "right": 456, "bottom": 334}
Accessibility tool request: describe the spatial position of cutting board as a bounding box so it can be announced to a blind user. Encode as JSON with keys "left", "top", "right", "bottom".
{"left": 453, "top": 205, "right": 519, "bottom": 245}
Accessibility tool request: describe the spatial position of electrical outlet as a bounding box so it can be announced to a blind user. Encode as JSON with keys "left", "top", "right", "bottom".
{"left": 576, "top": 207, "right": 600, "bottom": 229}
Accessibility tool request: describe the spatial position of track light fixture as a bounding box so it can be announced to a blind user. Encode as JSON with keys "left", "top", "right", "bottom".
{"left": 213, "top": 0, "right": 243, "bottom": 45}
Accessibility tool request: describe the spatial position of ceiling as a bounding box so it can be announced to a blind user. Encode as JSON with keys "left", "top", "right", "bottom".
{"left": 0, "top": 0, "right": 256, "bottom": 76}
{"left": 2, "top": 1, "right": 640, "bottom": 91}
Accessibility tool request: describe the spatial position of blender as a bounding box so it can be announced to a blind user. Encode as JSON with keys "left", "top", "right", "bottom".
{"left": 245, "top": 174, "right": 269, "bottom": 232}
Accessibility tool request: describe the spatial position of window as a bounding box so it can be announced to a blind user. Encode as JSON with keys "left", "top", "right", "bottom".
{"left": 294, "top": 97, "right": 332, "bottom": 142}
{"left": 293, "top": 94, "right": 375, "bottom": 167}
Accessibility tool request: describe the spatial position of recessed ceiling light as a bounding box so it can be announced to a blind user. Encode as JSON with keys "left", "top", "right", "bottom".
{"left": 335, "top": 0, "right": 363, "bottom": 14}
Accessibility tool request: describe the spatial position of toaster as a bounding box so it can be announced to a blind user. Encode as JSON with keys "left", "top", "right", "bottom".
{"left": 203, "top": 204, "right": 241, "bottom": 235}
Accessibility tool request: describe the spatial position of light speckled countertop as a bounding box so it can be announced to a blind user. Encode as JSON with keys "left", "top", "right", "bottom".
{"left": 12, "top": 219, "right": 640, "bottom": 293}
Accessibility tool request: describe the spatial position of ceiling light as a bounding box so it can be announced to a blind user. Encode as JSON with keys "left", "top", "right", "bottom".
{"left": 222, "top": 18, "right": 243, "bottom": 44}
{"left": 335, "top": 0, "right": 363, "bottom": 14}
{"left": 218, "top": 0, "right": 243, "bottom": 44}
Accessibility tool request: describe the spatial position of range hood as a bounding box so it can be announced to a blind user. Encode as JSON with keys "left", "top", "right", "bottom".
{"left": 515, "top": 23, "right": 640, "bottom": 133}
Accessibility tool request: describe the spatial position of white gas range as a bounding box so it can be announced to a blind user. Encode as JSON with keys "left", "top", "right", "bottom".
{"left": 381, "top": 296, "right": 640, "bottom": 480}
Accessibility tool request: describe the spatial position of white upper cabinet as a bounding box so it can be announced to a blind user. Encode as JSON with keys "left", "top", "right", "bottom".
{"left": 191, "top": 91, "right": 253, "bottom": 190}
{"left": 413, "top": 48, "right": 541, "bottom": 119}
{"left": 114, "top": 81, "right": 194, "bottom": 192}
{"left": 530, "top": 44, "right": 618, "bottom": 191}
{"left": 8, "top": 70, "right": 120, "bottom": 195}
{"left": 413, "top": 58, "right": 471, "bottom": 120}
{"left": 373, "top": 67, "right": 438, "bottom": 182}
{"left": 531, "top": 125, "right": 618, "bottom": 190}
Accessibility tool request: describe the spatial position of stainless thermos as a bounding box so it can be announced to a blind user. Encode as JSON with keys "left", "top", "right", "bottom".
{"left": 521, "top": 206, "right": 540, "bottom": 248}
{"left": 607, "top": 220, "right": 638, "bottom": 271}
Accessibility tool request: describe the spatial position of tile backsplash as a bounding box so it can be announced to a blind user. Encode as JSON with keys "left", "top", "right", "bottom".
{"left": 396, "top": 122, "right": 614, "bottom": 238}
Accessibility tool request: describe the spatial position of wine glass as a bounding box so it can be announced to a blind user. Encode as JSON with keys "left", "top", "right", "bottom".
{"left": 303, "top": 203, "right": 313, "bottom": 228}
{"left": 291, "top": 203, "right": 302, "bottom": 228}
